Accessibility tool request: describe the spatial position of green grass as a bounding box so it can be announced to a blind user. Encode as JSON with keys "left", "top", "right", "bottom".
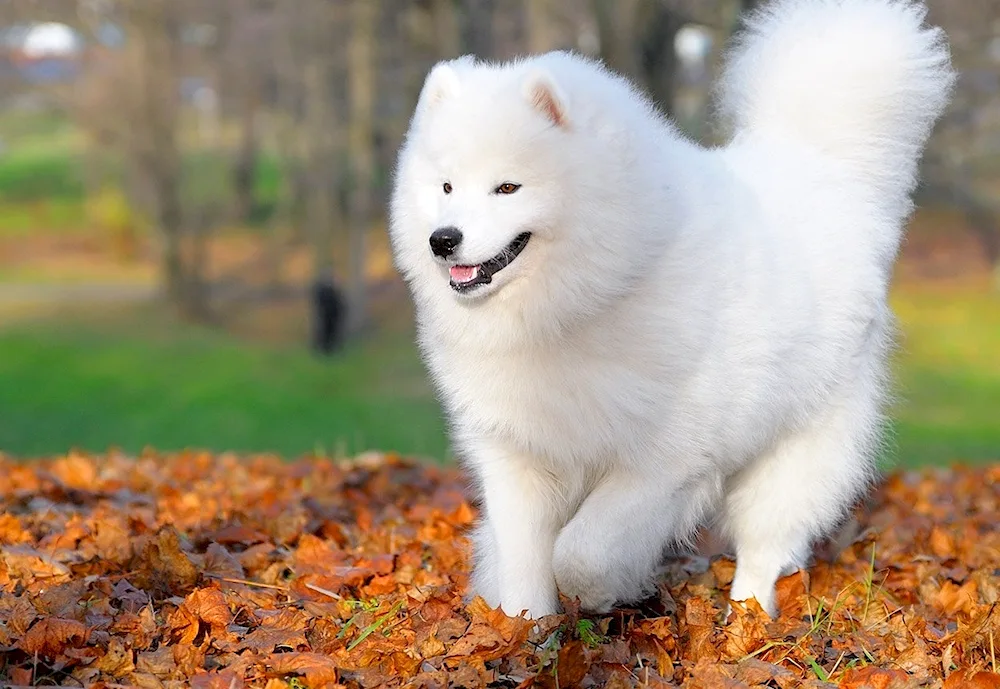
{"left": 0, "top": 149, "right": 86, "bottom": 202}
{"left": 887, "top": 287, "right": 1000, "bottom": 466}
{"left": 0, "top": 112, "right": 86, "bottom": 218}
{"left": 0, "top": 307, "right": 449, "bottom": 460}
{"left": 0, "top": 285, "right": 997, "bottom": 465}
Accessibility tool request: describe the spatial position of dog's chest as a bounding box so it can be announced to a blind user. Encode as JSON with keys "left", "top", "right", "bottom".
{"left": 433, "top": 345, "right": 662, "bottom": 463}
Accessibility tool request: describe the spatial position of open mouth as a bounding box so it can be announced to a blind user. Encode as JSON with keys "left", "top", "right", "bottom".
{"left": 449, "top": 232, "right": 531, "bottom": 293}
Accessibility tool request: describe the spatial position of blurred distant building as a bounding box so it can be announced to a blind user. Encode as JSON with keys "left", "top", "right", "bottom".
{"left": 3, "top": 22, "right": 82, "bottom": 84}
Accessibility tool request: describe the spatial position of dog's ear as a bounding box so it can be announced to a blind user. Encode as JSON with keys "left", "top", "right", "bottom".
{"left": 523, "top": 70, "right": 569, "bottom": 128}
{"left": 418, "top": 59, "right": 469, "bottom": 113}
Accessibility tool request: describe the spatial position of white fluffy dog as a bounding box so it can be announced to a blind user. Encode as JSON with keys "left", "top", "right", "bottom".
{"left": 388, "top": 0, "right": 955, "bottom": 619}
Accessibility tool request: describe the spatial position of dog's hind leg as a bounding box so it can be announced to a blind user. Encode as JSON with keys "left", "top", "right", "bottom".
{"left": 721, "top": 384, "right": 882, "bottom": 617}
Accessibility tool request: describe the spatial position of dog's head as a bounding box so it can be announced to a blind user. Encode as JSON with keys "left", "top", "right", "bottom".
{"left": 389, "top": 53, "right": 665, "bottom": 337}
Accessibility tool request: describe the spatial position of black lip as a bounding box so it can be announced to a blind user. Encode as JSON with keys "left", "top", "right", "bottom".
{"left": 450, "top": 232, "right": 531, "bottom": 293}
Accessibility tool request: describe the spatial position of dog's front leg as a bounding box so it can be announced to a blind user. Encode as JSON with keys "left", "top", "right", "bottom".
{"left": 553, "top": 468, "right": 718, "bottom": 613}
{"left": 467, "top": 445, "right": 576, "bottom": 619}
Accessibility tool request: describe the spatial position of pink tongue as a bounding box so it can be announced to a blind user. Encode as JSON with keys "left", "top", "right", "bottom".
{"left": 450, "top": 265, "right": 478, "bottom": 283}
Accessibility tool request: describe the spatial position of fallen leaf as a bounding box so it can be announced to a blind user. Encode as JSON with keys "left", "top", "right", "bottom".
{"left": 839, "top": 666, "right": 912, "bottom": 689}
{"left": 265, "top": 652, "right": 340, "bottom": 687}
{"left": 92, "top": 635, "right": 136, "bottom": 677}
{"left": 169, "top": 587, "right": 231, "bottom": 645}
{"left": 239, "top": 608, "right": 310, "bottom": 653}
{"left": 18, "top": 617, "right": 88, "bottom": 657}
{"left": 131, "top": 527, "right": 200, "bottom": 596}
{"left": 191, "top": 669, "right": 245, "bottom": 689}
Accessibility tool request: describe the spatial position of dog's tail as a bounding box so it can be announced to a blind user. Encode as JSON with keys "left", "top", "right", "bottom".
{"left": 717, "top": 0, "right": 955, "bottom": 201}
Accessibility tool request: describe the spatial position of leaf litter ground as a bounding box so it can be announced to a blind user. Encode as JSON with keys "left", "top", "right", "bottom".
{"left": 0, "top": 451, "right": 998, "bottom": 688}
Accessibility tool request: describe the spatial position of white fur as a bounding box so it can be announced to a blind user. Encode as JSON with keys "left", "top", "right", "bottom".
{"left": 388, "top": 0, "right": 954, "bottom": 619}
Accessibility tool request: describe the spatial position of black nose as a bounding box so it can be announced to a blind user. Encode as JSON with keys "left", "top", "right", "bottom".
{"left": 429, "top": 227, "right": 463, "bottom": 258}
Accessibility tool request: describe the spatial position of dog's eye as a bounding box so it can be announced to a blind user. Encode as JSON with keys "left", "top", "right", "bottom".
{"left": 443, "top": 182, "right": 453, "bottom": 194}
{"left": 495, "top": 182, "right": 521, "bottom": 195}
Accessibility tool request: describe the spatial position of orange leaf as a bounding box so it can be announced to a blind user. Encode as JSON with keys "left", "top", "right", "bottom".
{"left": 929, "top": 526, "right": 956, "bottom": 559}
{"left": 265, "top": 652, "right": 340, "bottom": 687}
{"left": 936, "top": 580, "right": 979, "bottom": 617}
{"left": 168, "top": 588, "right": 230, "bottom": 645}
{"left": 775, "top": 569, "right": 810, "bottom": 620}
{"left": 839, "top": 666, "right": 911, "bottom": 689}
{"left": 445, "top": 597, "right": 533, "bottom": 663}
{"left": 684, "top": 595, "right": 720, "bottom": 663}
{"left": 240, "top": 608, "right": 310, "bottom": 653}
{"left": 191, "top": 669, "right": 245, "bottom": 689}
{"left": 945, "top": 671, "right": 1000, "bottom": 689}
{"left": 18, "top": 617, "right": 88, "bottom": 657}
{"left": 92, "top": 636, "right": 136, "bottom": 678}
{"left": 186, "top": 587, "right": 232, "bottom": 628}
{"left": 131, "top": 527, "right": 200, "bottom": 596}
{"left": 721, "top": 598, "right": 769, "bottom": 660}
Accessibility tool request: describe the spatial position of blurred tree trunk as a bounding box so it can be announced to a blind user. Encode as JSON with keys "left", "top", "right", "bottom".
{"left": 233, "top": 75, "right": 260, "bottom": 226}
{"left": 431, "top": 0, "right": 461, "bottom": 58}
{"left": 302, "top": 59, "right": 340, "bottom": 349}
{"left": 591, "top": 0, "right": 683, "bottom": 116}
{"left": 345, "top": 0, "right": 379, "bottom": 336}
{"left": 126, "top": 0, "right": 208, "bottom": 320}
{"left": 636, "top": 0, "right": 684, "bottom": 117}
{"left": 591, "top": 0, "right": 640, "bottom": 78}
{"left": 298, "top": 3, "right": 349, "bottom": 353}
{"left": 525, "top": 0, "right": 560, "bottom": 53}
{"left": 462, "top": 0, "right": 493, "bottom": 57}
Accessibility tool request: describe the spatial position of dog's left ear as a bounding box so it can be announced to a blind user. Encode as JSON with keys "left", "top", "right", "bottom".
{"left": 523, "top": 70, "right": 569, "bottom": 129}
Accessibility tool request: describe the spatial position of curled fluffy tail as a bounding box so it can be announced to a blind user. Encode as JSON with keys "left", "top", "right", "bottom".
{"left": 718, "top": 0, "right": 955, "bottom": 199}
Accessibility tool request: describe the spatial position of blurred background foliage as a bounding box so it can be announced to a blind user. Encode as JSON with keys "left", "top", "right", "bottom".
{"left": 0, "top": 0, "right": 997, "bottom": 465}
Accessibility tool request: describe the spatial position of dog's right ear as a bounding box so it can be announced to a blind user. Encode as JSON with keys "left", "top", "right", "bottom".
{"left": 417, "top": 60, "right": 467, "bottom": 114}
{"left": 523, "top": 70, "right": 570, "bottom": 129}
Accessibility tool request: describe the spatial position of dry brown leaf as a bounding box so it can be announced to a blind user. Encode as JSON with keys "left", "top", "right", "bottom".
{"left": 136, "top": 646, "right": 178, "bottom": 678}
{"left": 722, "top": 598, "right": 770, "bottom": 660}
{"left": 18, "top": 617, "right": 88, "bottom": 657}
{"left": 684, "top": 595, "right": 721, "bottom": 663}
{"left": 92, "top": 636, "right": 136, "bottom": 678}
{"left": 91, "top": 511, "right": 133, "bottom": 564}
{"left": 774, "top": 569, "right": 810, "bottom": 620}
{"left": 735, "top": 658, "right": 796, "bottom": 686}
{"left": 265, "top": 652, "right": 340, "bottom": 687}
{"left": 240, "top": 608, "right": 310, "bottom": 652}
{"left": 839, "top": 666, "right": 912, "bottom": 689}
{"left": 687, "top": 660, "right": 745, "bottom": 688}
{"left": 944, "top": 672, "right": 1000, "bottom": 689}
{"left": 930, "top": 526, "right": 957, "bottom": 559}
{"left": 936, "top": 580, "right": 980, "bottom": 617}
{"left": 190, "top": 669, "right": 245, "bottom": 689}
{"left": 0, "top": 514, "right": 31, "bottom": 545}
{"left": 131, "top": 527, "right": 200, "bottom": 596}
{"left": 169, "top": 589, "right": 236, "bottom": 650}
{"left": 2, "top": 544, "right": 71, "bottom": 580}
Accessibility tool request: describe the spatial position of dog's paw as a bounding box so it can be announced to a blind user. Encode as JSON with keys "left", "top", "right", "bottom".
{"left": 551, "top": 536, "right": 621, "bottom": 614}
{"left": 495, "top": 589, "right": 561, "bottom": 620}
{"left": 727, "top": 581, "right": 778, "bottom": 620}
